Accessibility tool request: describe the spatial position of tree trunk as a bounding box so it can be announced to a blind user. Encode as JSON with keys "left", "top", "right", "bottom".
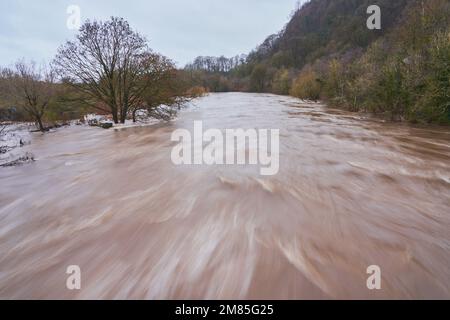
{"left": 120, "top": 105, "right": 128, "bottom": 124}
{"left": 120, "top": 112, "right": 127, "bottom": 124}
{"left": 112, "top": 112, "right": 119, "bottom": 124}
{"left": 36, "top": 116, "right": 45, "bottom": 132}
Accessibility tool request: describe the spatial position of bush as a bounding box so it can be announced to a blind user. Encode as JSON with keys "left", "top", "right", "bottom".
{"left": 290, "top": 70, "right": 321, "bottom": 100}
{"left": 186, "top": 86, "right": 209, "bottom": 98}
{"left": 413, "top": 30, "right": 450, "bottom": 124}
{"left": 272, "top": 69, "right": 291, "bottom": 95}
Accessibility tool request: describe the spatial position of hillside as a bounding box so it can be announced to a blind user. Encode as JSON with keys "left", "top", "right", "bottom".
{"left": 187, "top": 0, "right": 450, "bottom": 124}
{"left": 247, "top": 0, "right": 410, "bottom": 68}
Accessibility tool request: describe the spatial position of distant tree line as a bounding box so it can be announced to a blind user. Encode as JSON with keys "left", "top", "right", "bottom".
{"left": 185, "top": 55, "right": 247, "bottom": 73}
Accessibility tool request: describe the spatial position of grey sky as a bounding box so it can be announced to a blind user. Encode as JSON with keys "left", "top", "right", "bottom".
{"left": 0, "top": 0, "right": 301, "bottom": 67}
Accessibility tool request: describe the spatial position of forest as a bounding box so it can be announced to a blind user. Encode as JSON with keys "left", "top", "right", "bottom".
{"left": 186, "top": 0, "right": 450, "bottom": 124}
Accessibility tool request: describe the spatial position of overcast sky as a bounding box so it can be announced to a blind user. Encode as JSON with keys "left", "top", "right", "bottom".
{"left": 0, "top": 0, "right": 301, "bottom": 67}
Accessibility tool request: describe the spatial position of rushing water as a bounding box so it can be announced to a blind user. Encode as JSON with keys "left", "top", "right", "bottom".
{"left": 0, "top": 93, "right": 449, "bottom": 299}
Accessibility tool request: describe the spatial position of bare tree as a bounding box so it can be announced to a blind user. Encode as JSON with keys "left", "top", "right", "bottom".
{"left": 185, "top": 55, "right": 246, "bottom": 73}
{"left": 5, "top": 61, "right": 55, "bottom": 132}
{"left": 54, "top": 17, "right": 174, "bottom": 124}
{"left": 0, "top": 70, "right": 8, "bottom": 141}
{"left": 131, "top": 55, "right": 189, "bottom": 122}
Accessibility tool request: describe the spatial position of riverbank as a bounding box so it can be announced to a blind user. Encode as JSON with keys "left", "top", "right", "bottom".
{"left": 0, "top": 117, "right": 164, "bottom": 167}
{"left": 0, "top": 122, "right": 34, "bottom": 167}
{"left": 212, "top": 91, "right": 450, "bottom": 126}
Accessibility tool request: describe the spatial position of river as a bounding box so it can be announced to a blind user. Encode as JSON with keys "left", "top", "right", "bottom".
{"left": 0, "top": 93, "right": 449, "bottom": 299}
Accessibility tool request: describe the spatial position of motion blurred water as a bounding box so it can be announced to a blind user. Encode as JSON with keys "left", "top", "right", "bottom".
{"left": 0, "top": 93, "right": 449, "bottom": 299}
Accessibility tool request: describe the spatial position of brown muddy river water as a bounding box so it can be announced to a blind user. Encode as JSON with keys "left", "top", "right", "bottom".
{"left": 0, "top": 93, "right": 449, "bottom": 299}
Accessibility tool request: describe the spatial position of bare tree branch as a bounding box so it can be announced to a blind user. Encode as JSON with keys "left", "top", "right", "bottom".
{"left": 3, "top": 61, "right": 56, "bottom": 132}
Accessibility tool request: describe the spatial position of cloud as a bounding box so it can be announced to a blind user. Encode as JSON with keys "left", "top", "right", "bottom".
{"left": 0, "top": 0, "right": 297, "bottom": 67}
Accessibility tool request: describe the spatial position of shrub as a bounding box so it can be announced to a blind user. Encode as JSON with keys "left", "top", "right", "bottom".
{"left": 186, "top": 86, "right": 209, "bottom": 98}
{"left": 290, "top": 70, "right": 322, "bottom": 100}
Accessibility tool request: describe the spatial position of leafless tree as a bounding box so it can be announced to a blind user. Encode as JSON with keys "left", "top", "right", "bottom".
{"left": 54, "top": 17, "right": 174, "bottom": 124}
{"left": 131, "top": 55, "right": 189, "bottom": 122}
{"left": 185, "top": 55, "right": 247, "bottom": 73}
{"left": 5, "top": 61, "right": 56, "bottom": 132}
{"left": 0, "top": 70, "right": 7, "bottom": 141}
{"left": 0, "top": 68, "right": 11, "bottom": 124}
